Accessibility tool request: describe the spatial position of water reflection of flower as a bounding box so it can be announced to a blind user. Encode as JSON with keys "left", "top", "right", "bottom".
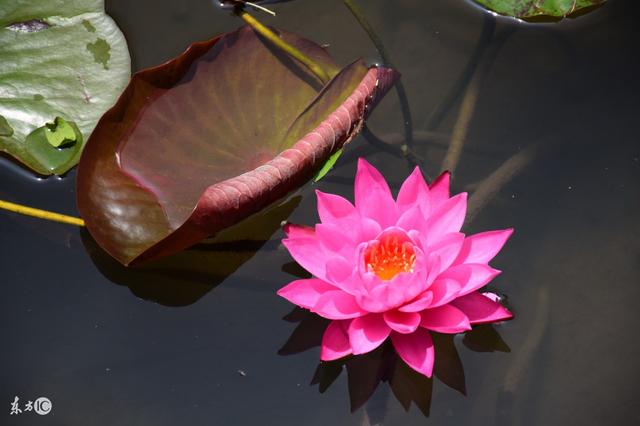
{"left": 278, "top": 307, "right": 511, "bottom": 415}
{"left": 278, "top": 159, "right": 513, "bottom": 377}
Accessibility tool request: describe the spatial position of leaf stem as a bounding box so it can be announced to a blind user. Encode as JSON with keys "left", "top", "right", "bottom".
{"left": 236, "top": 10, "right": 332, "bottom": 84}
{"left": 343, "top": 0, "right": 414, "bottom": 154}
{"left": 0, "top": 199, "right": 84, "bottom": 226}
{"left": 425, "top": 14, "right": 497, "bottom": 130}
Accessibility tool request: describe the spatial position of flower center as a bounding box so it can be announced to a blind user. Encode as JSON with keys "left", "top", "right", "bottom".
{"left": 364, "top": 234, "right": 416, "bottom": 280}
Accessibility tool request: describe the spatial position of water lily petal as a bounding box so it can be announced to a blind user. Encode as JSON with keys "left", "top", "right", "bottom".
{"left": 355, "top": 158, "right": 397, "bottom": 228}
{"left": 320, "top": 320, "right": 352, "bottom": 361}
{"left": 390, "top": 328, "right": 435, "bottom": 377}
{"left": 396, "top": 205, "right": 427, "bottom": 234}
{"left": 439, "top": 263, "right": 501, "bottom": 296}
{"left": 383, "top": 310, "right": 421, "bottom": 334}
{"left": 451, "top": 292, "right": 513, "bottom": 324}
{"left": 396, "top": 166, "right": 430, "bottom": 214}
{"left": 359, "top": 217, "right": 383, "bottom": 241}
{"left": 426, "top": 192, "right": 467, "bottom": 244}
{"left": 428, "top": 278, "right": 461, "bottom": 308}
{"left": 325, "top": 257, "right": 362, "bottom": 296}
{"left": 429, "top": 171, "right": 450, "bottom": 210}
{"left": 277, "top": 278, "right": 337, "bottom": 309}
{"left": 316, "top": 190, "right": 357, "bottom": 225}
{"left": 283, "top": 223, "right": 315, "bottom": 239}
{"left": 282, "top": 236, "right": 327, "bottom": 280}
{"left": 348, "top": 313, "right": 391, "bottom": 354}
{"left": 398, "top": 291, "right": 433, "bottom": 312}
{"left": 455, "top": 229, "right": 514, "bottom": 265}
{"left": 420, "top": 304, "right": 471, "bottom": 333}
{"left": 313, "top": 290, "right": 366, "bottom": 320}
{"left": 316, "top": 222, "right": 356, "bottom": 259}
{"left": 427, "top": 232, "right": 465, "bottom": 273}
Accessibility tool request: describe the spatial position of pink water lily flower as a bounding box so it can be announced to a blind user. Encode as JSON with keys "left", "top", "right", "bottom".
{"left": 278, "top": 158, "right": 513, "bottom": 377}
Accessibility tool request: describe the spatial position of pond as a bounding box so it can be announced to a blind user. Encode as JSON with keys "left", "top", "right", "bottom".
{"left": 1, "top": 0, "right": 638, "bottom": 424}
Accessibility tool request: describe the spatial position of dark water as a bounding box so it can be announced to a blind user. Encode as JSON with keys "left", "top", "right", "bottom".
{"left": 2, "top": 0, "right": 639, "bottom": 424}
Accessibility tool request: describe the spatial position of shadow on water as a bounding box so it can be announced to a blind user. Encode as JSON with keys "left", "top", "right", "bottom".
{"left": 278, "top": 307, "right": 510, "bottom": 417}
{"left": 81, "top": 195, "right": 301, "bottom": 306}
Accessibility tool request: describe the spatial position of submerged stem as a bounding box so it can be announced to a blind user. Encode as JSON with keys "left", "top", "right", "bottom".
{"left": 237, "top": 10, "right": 332, "bottom": 84}
{"left": 343, "top": 0, "right": 414, "bottom": 153}
{"left": 0, "top": 199, "right": 84, "bottom": 226}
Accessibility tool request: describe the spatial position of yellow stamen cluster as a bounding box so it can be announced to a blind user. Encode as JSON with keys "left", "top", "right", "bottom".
{"left": 364, "top": 234, "right": 416, "bottom": 281}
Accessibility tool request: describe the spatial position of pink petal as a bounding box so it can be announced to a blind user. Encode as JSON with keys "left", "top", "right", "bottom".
{"left": 420, "top": 304, "right": 471, "bottom": 333}
{"left": 451, "top": 292, "right": 513, "bottom": 324}
{"left": 455, "top": 229, "right": 514, "bottom": 265}
{"left": 359, "top": 217, "right": 383, "bottom": 241}
{"left": 429, "top": 171, "right": 450, "bottom": 209}
{"left": 391, "top": 328, "right": 435, "bottom": 377}
{"left": 313, "top": 290, "right": 366, "bottom": 320}
{"left": 396, "top": 166, "right": 430, "bottom": 214}
{"left": 428, "top": 278, "right": 461, "bottom": 308}
{"left": 277, "top": 278, "right": 337, "bottom": 309}
{"left": 348, "top": 313, "right": 391, "bottom": 354}
{"left": 325, "top": 257, "right": 360, "bottom": 296}
{"left": 425, "top": 254, "right": 442, "bottom": 288}
{"left": 283, "top": 223, "right": 315, "bottom": 239}
{"left": 316, "top": 223, "right": 355, "bottom": 260}
{"left": 320, "top": 320, "right": 352, "bottom": 361}
{"left": 438, "top": 263, "right": 501, "bottom": 297}
{"left": 483, "top": 291, "right": 502, "bottom": 302}
{"left": 396, "top": 205, "right": 427, "bottom": 234}
{"left": 354, "top": 158, "right": 397, "bottom": 228}
{"left": 398, "top": 291, "right": 433, "bottom": 312}
{"left": 316, "top": 190, "right": 357, "bottom": 225}
{"left": 425, "top": 192, "right": 467, "bottom": 244}
{"left": 383, "top": 310, "right": 421, "bottom": 334}
{"left": 427, "top": 232, "right": 465, "bottom": 273}
{"left": 282, "top": 236, "right": 327, "bottom": 280}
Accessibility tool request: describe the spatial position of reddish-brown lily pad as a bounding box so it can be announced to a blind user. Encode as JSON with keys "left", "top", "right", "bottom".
{"left": 77, "top": 25, "right": 397, "bottom": 266}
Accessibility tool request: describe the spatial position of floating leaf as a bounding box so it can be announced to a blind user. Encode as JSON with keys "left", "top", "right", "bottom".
{"left": 314, "top": 148, "right": 343, "bottom": 182}
{"left": 472, "top": 0, "right": 606, "bottom": 18}
{"left": 77, "top": 26, "right": 398, "bottom": 265}
{"left": 0, "top": 0, "right": 131, "bottom": 175}
{"left": 0, "top": 115, "right": 13, "bottom": 137}
{"left": 44, "top": 117, "right": 79, "bottom": 148}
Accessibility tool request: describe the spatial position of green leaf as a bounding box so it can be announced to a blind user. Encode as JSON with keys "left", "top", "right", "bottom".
{"left": 44, "top": 116, "right": 79, "bottom": 147}
{"left": 0, "top": 0, "right": 131, "bottom": 175}
{"left": 472, "top": 0, "right": 605, "bottom": 18}
{"left": 314, "top": 148, "right": 343, "bottom": 182}
{"left": 24, "top": 122, "right": 83, "bottom": 174}
{"left": 0, "top": 115, "right": 13, "bottom": 137}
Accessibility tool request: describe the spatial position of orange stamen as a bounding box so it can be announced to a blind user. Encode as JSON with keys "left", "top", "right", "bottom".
{"left": 364, "top": 234, "right": 416, "bottom": 280}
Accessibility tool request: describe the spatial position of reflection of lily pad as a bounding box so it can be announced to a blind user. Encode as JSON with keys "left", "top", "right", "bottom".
{"left": 83, "top": 196, "right": 302, "bottom": 307}
{"left": 77, "top": 26, "right": 398, "bottom": 266}
{"left": 0, "top": 0, "right": 130, "bottom": 175}
{"left": 472, "top": 0, "right": 606, "bottom": 19}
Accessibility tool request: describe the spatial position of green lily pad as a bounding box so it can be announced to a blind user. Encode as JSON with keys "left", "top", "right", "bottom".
{"left": 0, "top": 0, "right": 130, "bottom": 175}
{"left": 44, "top": 116, "right": 79, "bottom": 148}
{"left": 472, "top": 0, "right": 606, "bottom": 18}
{"left": 0, "top": 115, "right": 13, "bottom": 137}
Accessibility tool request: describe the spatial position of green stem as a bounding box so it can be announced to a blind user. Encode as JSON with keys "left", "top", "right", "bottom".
{"left": 237, "top": 10, "right": 332, "bottom": 84}
{"left": 343, "top": 0, "right": 414, "bottom": 154}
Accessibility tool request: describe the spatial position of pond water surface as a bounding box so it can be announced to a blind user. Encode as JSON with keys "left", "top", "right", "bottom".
{"left": 1, "top": 0, "right": 639, "bottom": 425}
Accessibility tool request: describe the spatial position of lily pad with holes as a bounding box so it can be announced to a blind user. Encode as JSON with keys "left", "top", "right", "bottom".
{"left": 0, "top": 0, "right": 130, "bottom": 175}
{"left": 472, "top": 0, "right": 606, "bottom": 19}
{"left": 77, "top": 25, "right": 398, "bottom": 265}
